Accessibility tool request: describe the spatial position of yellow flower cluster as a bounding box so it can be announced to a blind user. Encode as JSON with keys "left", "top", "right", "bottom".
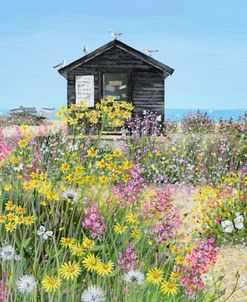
{"left": 146, "top": 267, "right": 180, "bottom": 296}
{"left": 0, "top": 201, "right": 35, "bottom": 232}
{"left": 59, "top": 237, "right": 114, "bottom": 278}
{"left": 82, "top": 253, "right": 114, "bottom": 276}
{"left": 95, "top": 96, "right": 133, "bottom": 127}
{"left": 58, "top": 149, "right": 133, "bottom": 186}
{"left": 57, "top": 96, "right": 133, "bottom": 129}
{"left": 194, "top": 173, "right": 246, "bottom": 238}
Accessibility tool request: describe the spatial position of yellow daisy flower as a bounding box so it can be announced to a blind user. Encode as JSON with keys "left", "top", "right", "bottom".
{"left": 131, "top": 228, "right": 142, "bottom": 239}
{"left": 70, "top": 243, "right": 84, "bottom": 256}
{"left": 114, "top": 223, "right": 127, "bottom": 235}
{"left": 24, "top": 216, "right": 35, "bottom": 225}
{"left": 7, "top": 213, "right": 15, "bottom": 221}
{"left": 87, "top": 148, "right": 98, "bottom": 156}
{"left": 5, "top": 201, "right": 15, "bottom": 211}
{"left": 82, "top": 254, "right": 101, "bottom": 272}
{"left": 14, "top": 206, "right": 26, "bottom": 215}
{"left": 0, "top": 215, "right": 7, "bottom": 223}
{"left": 171, "top": 246, "right": 180, "bottom": 254}
{"left": 75, "top": 166, "right": 84, "bottom": 174}
{"left": 4, "top": 184, "right": 12, "bottom": 192}
{"left": 169, "top": 272, "right": 181, "bottom": 282}
{"left": 99, "top": 176, "right": 108, "bottom": 183}
{"left": 146, "top": 267, "right": 164, "bottom": 285}
{"left": 122, "top": 175, "right": 130, "bottom": 182}
{"left": 60, "top": 163, "right": 70, "bottom": 171}
{"left": 23, "top": 181, "right": 32, "bottom": 190}
{"left": 15, "top": 216, "right": 25, "bottom": 224}
{"left": 18, "top": 139, "right": 28, "bottom": 148}
{"left": 45, "top": 191, "right": 59, "bottom": 201}
{"left": 96, "top": 260, "right": 114, "bottom": 276}
{"left": 20, "top": 124, "right": 28, "bottom": 131}
{"left": 5, "top": 222, "right": 16, "bottom": 232}
{"left": 113, "top": 149, "right": 122, "bottom": 157}
{"left": 25, "top": 131, "right": 33, "bottom": 139}
{"left": 60, "top": 237, "right": 75, "bottom": 248}
{"left": 82, "top": 237, "right": 95, "bottom": 249}
{"left": 126, "top": 213, "right": 139, "bottom": 224}
{"left": 160, "top": 281, "right": 179, "bottom": 296}
{"left": 175, "top": 256, "right": 186, "bottom": 265}
{"left": 42, "top": 275, "right": 61, "bottom": 292}
{"left": 59, "top": 262, "right": 81, "bottom": 280}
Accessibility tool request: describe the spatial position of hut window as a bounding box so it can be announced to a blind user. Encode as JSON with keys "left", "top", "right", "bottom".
{"left": 103, "top": 73, "right": 128, "bottom": 101}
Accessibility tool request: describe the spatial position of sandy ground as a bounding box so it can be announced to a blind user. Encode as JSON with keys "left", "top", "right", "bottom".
{"left": 2, "top": 120, "right": 66, "bottom": 139}
{"left": 172, "top": 186, "right": 247, "bottom": 302}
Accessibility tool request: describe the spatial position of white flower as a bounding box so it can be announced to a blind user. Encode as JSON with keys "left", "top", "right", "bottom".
{"left": 123, "top": 269, "right": 145, "bottom": 285}
{"left": 62, "top": 189, "right": 79, "bottom": 203}
{"left": 13, "top": 163, "right": 23, "bottom": 171}
{"left": 37, "top": 225, "right": 53, "bottom": 240}
{"left": 0, "top": 244, "right": 15, "bottom": 261}
{"left": 156, "top": 115, "right": 162, "bottom": 122}
{"left": 81, "top": 285, "right": 105, "bottom": 302}
{"left": 16, "top": 275, "right": 36, "bottom": 294}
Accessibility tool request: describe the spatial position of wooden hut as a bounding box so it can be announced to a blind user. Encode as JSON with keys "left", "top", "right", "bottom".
{"left": 58, "top": 39, "right": 174, "bottom": 119}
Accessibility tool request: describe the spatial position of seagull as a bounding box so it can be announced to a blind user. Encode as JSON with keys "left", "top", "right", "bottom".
{"left": 83, "top": 45, "right": 88, "bottom": 55}
{"left": 109, "top": 31, "right": 123, "bottom": 39}
{"left": 143, "top": 49, "right": 159, "bottom": 56}
{"left": 53, "top": 59, "right": 66, "bottom": 69}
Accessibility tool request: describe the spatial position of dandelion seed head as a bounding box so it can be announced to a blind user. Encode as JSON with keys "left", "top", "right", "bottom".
{"left": 0, "top": 244, "right": 15, "bottom": 261}
{"left": 16, "top": 275, "right": 36, "bottom": 294}
{"left": 81, "top": 285, "right": 105, "bottom": 302}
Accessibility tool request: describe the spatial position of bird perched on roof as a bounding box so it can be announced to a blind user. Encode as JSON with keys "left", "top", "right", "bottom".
{"left": 109, "top": 31, "right": 123, "bottom": 39}
{"left": 143, "top": 49, "right": 159, "bottom": 56}
{"left": 83, "top": 45, "right": 88, "bottom": 55}
{"left": 53, "top": 59, "right": 66, "bottom": 69}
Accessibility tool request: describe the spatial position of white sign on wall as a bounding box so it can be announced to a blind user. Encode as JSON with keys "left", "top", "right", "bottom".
{"left": 75, "top": 75, "right": 94, "bottom": 107}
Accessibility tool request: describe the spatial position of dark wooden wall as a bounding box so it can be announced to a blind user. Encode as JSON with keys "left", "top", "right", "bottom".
{"left": 67, "top": 46, "right": 165, "bottom": 117}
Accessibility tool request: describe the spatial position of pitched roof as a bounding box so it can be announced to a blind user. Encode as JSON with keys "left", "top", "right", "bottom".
{"left": 58, "top": 39, "right": 174, "bottom": 77}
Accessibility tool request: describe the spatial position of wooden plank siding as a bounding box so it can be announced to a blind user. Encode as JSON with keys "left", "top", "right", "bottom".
{"left": 66, "top": 46, "right": 165, "bottom": 117}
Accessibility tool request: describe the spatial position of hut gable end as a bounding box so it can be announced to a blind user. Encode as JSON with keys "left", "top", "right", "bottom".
{"left": 69, "top": 46, "right": 161, "bottom": 74}
{"left": 59, "top": 40, "right": 174, "bottom": 77}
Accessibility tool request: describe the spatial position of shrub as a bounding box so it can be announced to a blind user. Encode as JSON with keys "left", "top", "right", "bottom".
{"left": 181, "top": 111, "right": 215, "bottom": 133}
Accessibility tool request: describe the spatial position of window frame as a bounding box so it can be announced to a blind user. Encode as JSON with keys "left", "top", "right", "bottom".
{"left": 100, "top": 70, "right": 132, "bottom": 102}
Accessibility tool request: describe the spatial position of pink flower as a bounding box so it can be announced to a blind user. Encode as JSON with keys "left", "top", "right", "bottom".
{"left": 124, "top": 287, "right": 130, "bottom": 293}
{"left": 118, "top": 243, "right": 138, "bottom": 272}
{"left": 142, "top": 189, "right": 181, "bottom": 243}
{"left": 0, "top": 274, "right": 9, "bottom": 302}
{"left": 82, "top": 202, "right": 105, "bottom": 237}
{"left": 0, "top": 128, "right": 12, "bottom": 162}
{"left": 180, "top": 237, "right": 219, "bottom": 298}
{"left": 112, "top": 165, "right": 146, "bottom": 208}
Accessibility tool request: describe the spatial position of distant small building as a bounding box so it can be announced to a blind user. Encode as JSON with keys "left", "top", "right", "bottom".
{"left": 58, "top": 39, "right": 174, "bottom": 118}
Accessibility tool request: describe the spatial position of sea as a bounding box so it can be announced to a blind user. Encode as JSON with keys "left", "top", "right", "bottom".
{"left": 0, "top": 108, "right": 246, "bottom": 122}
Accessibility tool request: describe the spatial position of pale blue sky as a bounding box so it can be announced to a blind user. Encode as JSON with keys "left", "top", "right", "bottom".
{"left": 0, "top": 0, "right": 246, "bottom": 109}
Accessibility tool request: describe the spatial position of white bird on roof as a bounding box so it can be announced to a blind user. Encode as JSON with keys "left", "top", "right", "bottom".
{"left": 53, "top": 59, "right": 66, "bottom": 69}
{"left": 143, "top": 49, "right": 159, "bottom": 56}
{"left": 109, "top": 31, "right": 123, "bottom": 39}
{"left": 83, "top": 45, "right": 88, "bottom": 55}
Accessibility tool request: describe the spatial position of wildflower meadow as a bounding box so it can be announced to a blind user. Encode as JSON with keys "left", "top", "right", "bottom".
{"left": 0, "top": 99, "right": 246, "bottom": 302}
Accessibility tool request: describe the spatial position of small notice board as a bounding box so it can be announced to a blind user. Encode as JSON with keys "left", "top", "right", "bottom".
{"left": 75, "top": 75, "right": 94, "bottom": 107}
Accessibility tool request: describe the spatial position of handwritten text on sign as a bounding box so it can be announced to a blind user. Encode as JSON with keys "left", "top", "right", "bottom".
{"left": 75, "top": 75, "right": 94, "bottom": 107}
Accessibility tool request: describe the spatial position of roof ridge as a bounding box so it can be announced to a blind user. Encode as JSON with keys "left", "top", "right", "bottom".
{"left": 58, "top": 40, "right": 174, "bottom": 76}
